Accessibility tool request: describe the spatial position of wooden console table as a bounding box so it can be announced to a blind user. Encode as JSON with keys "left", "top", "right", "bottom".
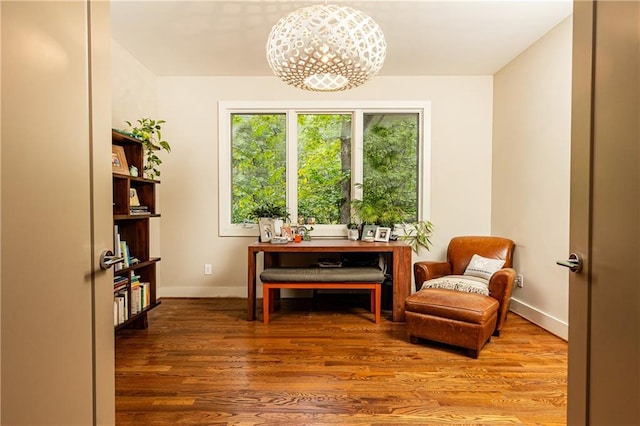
{"left": 247, "top": 239, "right": 412, "bottom": 322}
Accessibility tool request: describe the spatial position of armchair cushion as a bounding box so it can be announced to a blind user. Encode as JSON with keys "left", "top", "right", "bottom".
{"left": 463, "top": 254, "right": 506, "bottom": 280}
{"left": 420, "top": 275, "right": 489, "bottom": 296}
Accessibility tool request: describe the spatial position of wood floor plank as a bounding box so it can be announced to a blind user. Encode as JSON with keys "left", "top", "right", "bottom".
{"left": 116, "top": 297, "right": 567, "bottom": 425}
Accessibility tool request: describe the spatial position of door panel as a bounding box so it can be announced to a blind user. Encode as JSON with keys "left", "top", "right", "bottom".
{"left": 569, "top": 1, "right": 640, "bottom": 424}
{"left": 1, "top": 1, "right": 114, "bottom": 424}
{"left": 568, "top": 2, "right": 593, "bottom": 424}
{"left": 90, "top": 1, "right": 116, "bottom": 424}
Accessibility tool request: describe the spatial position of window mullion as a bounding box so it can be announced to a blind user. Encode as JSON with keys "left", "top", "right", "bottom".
{"left": 419, "top": 106, "right": 431, "bottom": 221}
{"left": 286, "top": 110, "right": 298, "bottom": 223}
{"left": 352, "top": 110, "right": 364, "bottom": 203}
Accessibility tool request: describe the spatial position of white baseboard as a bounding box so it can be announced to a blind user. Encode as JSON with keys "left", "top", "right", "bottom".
{"left": 509, "top": 297, "right": 568, "bottom": 341}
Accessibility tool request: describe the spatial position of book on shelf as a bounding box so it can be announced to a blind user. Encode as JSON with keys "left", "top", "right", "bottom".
{"left": 114, "top": 288, "right": 128, "bottom": 325}
{"left": 114, "top": 297, "right": 127, "bottom": 325}
{"left": 114, "top": 225, "right": 122, "bottom": 271}
{"left": 131, "top": 281, "right": 141, "bottom": 315}
{"left": 119, "top": 241, "right": 130, "bottom": 268}
{"left": 140, "top": 282, "right": 151, "bottom": 309}
{"left": 130, "top": 205, "right": 150, "bottom": 215}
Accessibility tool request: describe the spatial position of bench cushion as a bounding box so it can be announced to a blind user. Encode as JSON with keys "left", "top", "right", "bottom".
{"left": 260, "top": 267, "right": 385, "bottom": 283}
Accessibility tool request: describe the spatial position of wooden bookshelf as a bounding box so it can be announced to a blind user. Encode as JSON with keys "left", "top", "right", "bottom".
{"left": 112, "top": 129, "right": 161, "bottom": 330}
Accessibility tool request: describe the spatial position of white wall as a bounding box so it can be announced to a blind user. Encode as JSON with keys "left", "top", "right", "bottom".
{"left": 492, "top": 17, "right": 572, "bottom": 339}
{"left": 110, "top": 40, "right": 163, "bottom": 282}
{"left": 156, "top": 76, "right": 494, "bottom": 297}
{"left": 111, "top": 40, "right": 158, "bottom": 130}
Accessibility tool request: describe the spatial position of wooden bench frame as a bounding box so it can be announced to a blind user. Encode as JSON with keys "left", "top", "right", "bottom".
{"left": 262, "top": 282, "right": 382, "bottom": 324}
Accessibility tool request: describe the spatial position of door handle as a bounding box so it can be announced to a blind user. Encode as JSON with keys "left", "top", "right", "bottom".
{"left": 556, "top": 252, "right": 583, "bottom": 273}
{"left": 100, "top": 249, "right": 124, "bottom": 270}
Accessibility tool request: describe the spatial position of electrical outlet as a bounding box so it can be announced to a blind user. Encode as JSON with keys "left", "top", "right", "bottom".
{"left": 515, "top": 274, "right": 524, "bottom": 288}
{"left": 204, "top": 264, "right": 212, "bottom": 275}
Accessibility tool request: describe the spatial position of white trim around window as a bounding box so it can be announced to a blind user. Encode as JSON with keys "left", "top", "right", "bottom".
{"left": 218, "top": 101, "right": 432, "bottom": 237}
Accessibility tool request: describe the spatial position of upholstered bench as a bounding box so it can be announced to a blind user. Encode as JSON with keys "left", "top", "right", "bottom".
{"left": 404, "top": 288, "right": 499, "bottom": 358}
{"left": 260, "top": 267, "right": 385, "bottom": 324}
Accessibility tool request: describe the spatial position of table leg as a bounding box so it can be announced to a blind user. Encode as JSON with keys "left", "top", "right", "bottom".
{"left": 247, "top": 250, "right": 257, "bottom": 321}
{"left": 375, "top": 284, "right": 381, "bottom": 324}
{"left": 263, "top": 285, "right": 270, "bottom": 324}
{"left": 392, "top": 246, "right": 412, "bottom": 321}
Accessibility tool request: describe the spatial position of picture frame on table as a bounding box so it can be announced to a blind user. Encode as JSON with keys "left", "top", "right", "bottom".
{"left": 374, "top": 227, "right": 391, "bottom": 242}
{"left": 361, "top": 225, "right": 377, "bottom": 241}
{"left": 258, "top": 218, "right": 274, "bottom": 242}
{"left": 112, "top": 145, "right": 129, "bottom": 175}
{"left": 281, "top": 225, "right": 294, "bottom": 241}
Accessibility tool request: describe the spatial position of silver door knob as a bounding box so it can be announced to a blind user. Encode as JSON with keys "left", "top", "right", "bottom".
{"left": 100, "top": 249, "right": 124, "bottom": 270}
{"left": 556, "top": 252, "right": 583, "bottom": 273}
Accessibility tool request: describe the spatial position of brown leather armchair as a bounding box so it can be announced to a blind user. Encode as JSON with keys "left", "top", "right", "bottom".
{"left": 405, "top": 236, "right": 516, "bottom": 357}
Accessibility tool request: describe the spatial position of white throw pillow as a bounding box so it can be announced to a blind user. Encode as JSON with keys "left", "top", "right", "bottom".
{"left": 420, "top": 275, "right": 489, "bottom": 296}
{"left": 463, "top": 254, "right": 505, "bottom": 280}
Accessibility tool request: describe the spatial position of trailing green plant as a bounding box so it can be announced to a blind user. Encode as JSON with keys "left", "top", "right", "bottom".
{"left": 125, "top": 118, "right": 171, "bottom": 180}
{"left": 398, "top": 220, "right": 434, "bottom": 254}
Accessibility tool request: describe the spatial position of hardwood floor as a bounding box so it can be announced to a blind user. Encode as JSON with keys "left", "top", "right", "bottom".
{"left": 115, "top": 297, "right": 567, "bottom": 425}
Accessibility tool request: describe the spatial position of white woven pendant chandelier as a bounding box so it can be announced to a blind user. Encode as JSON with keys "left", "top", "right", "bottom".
{"left": 266, "top": 3, "right": 387, "bottom": 92}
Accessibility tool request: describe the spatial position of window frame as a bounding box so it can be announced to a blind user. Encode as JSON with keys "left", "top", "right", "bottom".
{"left": 218, "top": 101, "right": 432, "bottom": 237}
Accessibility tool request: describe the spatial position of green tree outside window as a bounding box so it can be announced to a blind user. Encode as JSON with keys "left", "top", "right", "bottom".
{"left": 230, "top": 112, "right": 419, "bottom": 226}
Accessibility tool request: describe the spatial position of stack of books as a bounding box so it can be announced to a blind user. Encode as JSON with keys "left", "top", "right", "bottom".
{"left": 114, "top": 275, "right": 128, "bottom": 292}
{"left": 130, "top": 205, "right": 149, "bottom": 215}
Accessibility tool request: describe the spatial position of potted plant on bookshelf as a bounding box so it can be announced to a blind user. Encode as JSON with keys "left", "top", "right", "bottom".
{"left": 125, "top": 118, "right": 171, "bottom": 180}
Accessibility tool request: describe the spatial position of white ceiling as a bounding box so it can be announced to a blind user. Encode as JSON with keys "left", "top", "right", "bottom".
{"left": 111, "top": 0, "right": 573, "bottom": 77}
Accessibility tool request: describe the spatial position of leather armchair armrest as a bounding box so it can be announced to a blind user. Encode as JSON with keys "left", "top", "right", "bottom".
{"left": 414, "top": 261, "right": 452, "bottom": 290}
{"left": 488, "top": 267, "right": 516, "bottom": 332}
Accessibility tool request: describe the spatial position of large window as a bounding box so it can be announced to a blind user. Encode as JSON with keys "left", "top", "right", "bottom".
{"left": 362, "top": 113, "right": 419, "bottom": 224}
{"left": 219, "top": 102, "right": 431, "bottom": 237}
{"left": 231, "top": 114, "right": 286, "bottom": 224}
{"left": 297, "top": 113, "right": 352, "bottom": 224}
